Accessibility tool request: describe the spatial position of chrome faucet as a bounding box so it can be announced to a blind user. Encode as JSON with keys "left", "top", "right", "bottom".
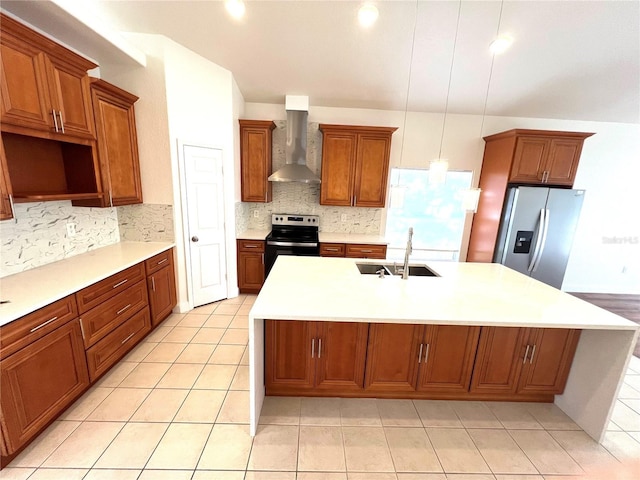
{"left": 402, "top": 227, "right": 413, "bottom": 279}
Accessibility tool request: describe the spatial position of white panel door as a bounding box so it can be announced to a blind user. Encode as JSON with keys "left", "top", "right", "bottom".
{"left": 183, "top": 144, "right": 228, "bottom": 306}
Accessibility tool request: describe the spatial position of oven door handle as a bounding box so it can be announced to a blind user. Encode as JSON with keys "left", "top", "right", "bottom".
{"left": 267, "top": 241, "right": 318, "bottom": 247}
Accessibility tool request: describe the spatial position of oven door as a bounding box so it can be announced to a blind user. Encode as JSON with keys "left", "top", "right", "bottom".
{"left": 265, "top": 241, "right": 320, "bottom": 277}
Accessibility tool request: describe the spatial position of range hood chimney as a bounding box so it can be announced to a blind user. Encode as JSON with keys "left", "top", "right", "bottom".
{"left": 268, "top": 95, "right": 321, "bottom": 184}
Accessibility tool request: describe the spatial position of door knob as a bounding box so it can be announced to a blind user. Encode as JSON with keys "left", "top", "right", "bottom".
{"left": 191, "top": 236, "right": 199, "bottom": 242}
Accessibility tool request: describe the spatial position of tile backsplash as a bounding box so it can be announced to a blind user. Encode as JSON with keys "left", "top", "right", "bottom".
{"left": 236, "top": 121, "right": 383, "bottom": 234}
{"left": 0, "top": 201, "right": 120, "bottom": 277}
{"left": 117, "top": 204, "right": 174, "bottom": 242}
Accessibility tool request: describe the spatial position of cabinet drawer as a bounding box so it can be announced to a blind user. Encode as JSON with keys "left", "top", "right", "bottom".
{"left": 145, "top": 249, "right": 173, "bottom": 275}
{"left": 0, "top": 295, "right": 78, "bottom": 358}
{"left": 86, "top": 307, "right": 151, "bottom": 382}
{"left": 319, "top": 243, "right": 346, "bottom": 257}
{"left": 345, "top": 243, "right": 387, "bottom": 259}
{"left": 76, "top": 263, "right": 145, "bottom": 313}
{"left": 80, "top": 280, "right": 149, "bottom": 348}
{"left": 238, "top": 239, "right": 265, "bottom": 253}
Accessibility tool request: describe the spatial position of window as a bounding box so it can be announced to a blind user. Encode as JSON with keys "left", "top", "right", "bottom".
{"left": 385, "top": 168, "right": 473, "bottom": 261}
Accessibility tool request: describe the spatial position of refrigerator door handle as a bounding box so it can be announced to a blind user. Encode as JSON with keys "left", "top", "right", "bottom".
{"left": 528, "top": 208, "right": 546, "bottom": 272}
{"left": 532, "top": 208, "right": 550, "bottom": 273}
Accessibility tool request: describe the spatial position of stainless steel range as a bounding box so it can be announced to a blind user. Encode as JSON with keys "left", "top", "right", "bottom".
{"left": 264, "top": 214, "right": 320, "bottom": 277}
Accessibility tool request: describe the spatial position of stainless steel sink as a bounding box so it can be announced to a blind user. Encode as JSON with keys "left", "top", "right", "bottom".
{"left": 356, "top": 263, "right": 439, "bottom": 277}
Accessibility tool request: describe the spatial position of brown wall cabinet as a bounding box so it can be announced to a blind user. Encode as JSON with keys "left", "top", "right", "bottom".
{"left": 265, "top": 319, "right": 369, "bottom": 395}
{"left": 74, "top": 78, "right": 142, "bottom": 207}
{"left": 0, "top": 140, "right": 13, "bottom": 220}
{"left": 319, "top": 242, "right": 387, "bottom": 260}
{"left": 365, "top": 324, "right": 480, "bottom": 395}
{"left": 319, "top": 124, "right": 397, "bottom": 208}
{"left": 467, "top": 129, "right": 594, "bottom": 262}
{"left": 239, "top": 120, "right": 276, "bottom": 203}
{"left": 145, "top": 249, "right": 178, "bottom": 327}
{"left": 237, "top": 239, "right": 265, "bottom": 293}
{"left": 0, "top": 14, "right": 95, "bottom": 140}
{"left": 470, "top": 326, "right": 581, "bottom": 395}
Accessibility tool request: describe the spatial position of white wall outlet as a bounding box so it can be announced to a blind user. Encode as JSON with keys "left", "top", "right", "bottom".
{"left": 622, "top": 265, "right": 628, "bottom": 274}
{"left": 341, "top": 214, "right": 348, "bottom": 222}
{"left": 66, "top": 222, "right": 77, "bottom": 237}
{"left": 253, "top": 210, "right": 259, "bottom": 218}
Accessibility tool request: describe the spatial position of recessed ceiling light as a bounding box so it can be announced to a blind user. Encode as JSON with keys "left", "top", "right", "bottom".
{"left": 489, "top": 34, "right": 514, "bottom": 54}
{"left": 225, "top": 0, "right": 246, "bottom": 19}
{"left": 358, "top": 3, "right": 379, "bottom": 28}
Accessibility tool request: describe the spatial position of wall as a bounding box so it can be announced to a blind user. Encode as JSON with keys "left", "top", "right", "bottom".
{"left": 0, "top": 202, "right": 119, "bottom": 277}
{"left": 243, "top": 102, "right": 640, "bottom": 294}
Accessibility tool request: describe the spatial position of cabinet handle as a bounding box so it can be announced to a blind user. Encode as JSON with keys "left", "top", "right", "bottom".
{"left": 151, "top": 276, "right": 156, "bottom": 292}
{"left": 157, "top": 258, "right": 168, "bottom": 265}
{"left": 360, "top": 249, "right": 373, "bottom": 253}
{"left": 325, "top": 247, "right": 339, "bottom": 252}
{"left": 244, "top": 245, "right": 258, "bottom": 248}
{"left": 121, "top": 332, "right": 136, "bottom": 345}
{"left": 424, "top": 343, "right": 430, "bottom": 364}
{"left": 79, "top": 319, "right": 86, "bottom": 339}
{"left": 318, "top": 338, "right": 322, "bottom": 358}
{"left": 30, "top": 316, "right": 58, "bottom": 333}
{"left": 529, "top": 344, "right": 537, "bottom": 364}
{"left": 113, "top": 279, "right": 128, "bottom": 289}
{"left": 52, "top": 109, "right": 59, "bottom": 132}
{"left": 523, "top": 344, "right": 530, "bottom": 364}
{"left": 311, "top": 338, "right": 315, "bottom": 358}
{"left": 58, "top": 111, "right": 65, "bottom": 133}
{"left": 418, "top": 343, "right": 424, "bottom": 363}
{"left": 116, "top": 303, "right": 132, "bottom": 315}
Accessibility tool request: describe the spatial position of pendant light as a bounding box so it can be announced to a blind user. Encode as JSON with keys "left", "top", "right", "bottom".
{"left": 430, "top": 0, "right": 463, "bottom": 186}
{"left": 464, "top": 0, "right": 510, "bottom": 213}
{"left": 389, "top": 0, "right": 419, "bottom": 209}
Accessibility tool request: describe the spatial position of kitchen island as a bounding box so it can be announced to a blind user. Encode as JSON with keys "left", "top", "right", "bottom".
{"left": 248, "top": 256, "right": 639, "bottom": 442}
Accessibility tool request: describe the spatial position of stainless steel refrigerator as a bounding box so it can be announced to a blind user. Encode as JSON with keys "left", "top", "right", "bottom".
{"left": 493, "top": 186, "right": 585, "bottom": 289}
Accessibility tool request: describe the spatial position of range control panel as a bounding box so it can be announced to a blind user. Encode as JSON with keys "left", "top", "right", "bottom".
{"left": 271, "top": 214, "right": 319, "bottom": 226}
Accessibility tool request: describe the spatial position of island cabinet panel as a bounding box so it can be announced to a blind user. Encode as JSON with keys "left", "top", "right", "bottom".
{"left": 0, "top": 319, "right": 89, "bottom": 455}
{"left": 364, "top": 324, "right": 423, "bottom": 393}
{"left": 518, "top": 328, "right": 581, "bottom": 394}
{"left": 265, "top": 320, "right": 316, "bottom": 393}
{"left": 470, "top": 326, "right": 581, "bottom": 397}
{"left": 265, "top": 320, "right": 369, "bottom": 395}
{"left": 416, "top": 325, "right": 480, "bottom": 393}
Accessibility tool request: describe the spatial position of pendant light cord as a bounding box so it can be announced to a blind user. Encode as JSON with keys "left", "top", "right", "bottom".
{"left": 437, "top": 0, "right": 463, "bottom": 160}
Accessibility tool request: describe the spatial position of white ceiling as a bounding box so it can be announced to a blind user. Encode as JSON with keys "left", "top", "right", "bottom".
{"left": 4, "top": 1, "right": 639, "bottom": 124}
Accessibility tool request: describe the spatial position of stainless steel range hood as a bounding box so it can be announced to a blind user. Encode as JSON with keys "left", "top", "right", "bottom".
{"left": 268, "top": 96, "right": 321, "bottom": 184}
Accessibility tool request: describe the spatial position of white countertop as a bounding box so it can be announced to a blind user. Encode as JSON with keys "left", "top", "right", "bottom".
{"left": 0, "top": 241, "right": 174, "bottom": 326}
{"left": 237, "top": 229, "right": 269, "bottom": 240}
{"left": 251, "top": 256, "right": 637, "bottom": 331}
{"left": 319, "top": 233, "right": 388, "bottom": 245}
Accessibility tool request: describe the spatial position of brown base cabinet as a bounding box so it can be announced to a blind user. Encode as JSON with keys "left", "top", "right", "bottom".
{"left": 145, "top": 250, "right": 177, "bottom": 327}
{"left": 0, "top": 319, "right": 89, "bottom": 456}
{"left": 365, "top": 324, "right": 480, "bottom": 395}
{"left": 265, "top": 320, "right": 579, "bottom": 401}
{"left": 265, "top": 320, "right": 369, "bottom": 395}
{"left": 320, "top": 242, "right": 387, "bottom": 260}
{"left": 470, "top": 327, "right": 581, "bottom": 395}
{"left": 237, "top": 239, "right": 265, "bottom": 293}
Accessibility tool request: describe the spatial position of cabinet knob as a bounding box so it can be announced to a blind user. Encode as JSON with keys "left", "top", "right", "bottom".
{"left": 191, "top": 236, "right": 199, "bottom": 242}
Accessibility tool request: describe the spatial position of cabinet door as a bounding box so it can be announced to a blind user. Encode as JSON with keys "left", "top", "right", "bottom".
{"left": 315, "top": 322, "right": 368, "bottom": 392}
{"left": 0, "top": 38, "right": 52, "bottom": 131}
{"left": 319, "top": 243, "right": 346, "bottom": 257}
{"left": 345, "top": 243, "right": 387, "bottom": 259}
{"left": 364, "top": 323, "right": 423, "bottom": 393}
{"left": 265, "top": 320, "right": 316, "bottom": 394}
{"left": 518, "top": 328, "right": 580, "bottom": 394}
{"left": 91, "top": 80, "right": 142, "bottom": 206}
{"left": 43, "top": 56, "right": 94, "bottom": 138}
{"left": 470, "top": 327, "right": 527, "bottom": 395}
{"left": 544, "top": 139, "right": 582, "bottom": 186}
{"left": 240, "top": 121, "right": 275, "bottom": 203}
{"left": 509, "top": 137, "right": 549, "bottom": 183}
{"left": 0, "top": 139, "right": 13, "bottom": 221}
{"left": 417, "top": 325, "right": 480, "bottom": 393}
{"left": 353, "top": 133, "right": 391, "bottom": 207}
{"left": 148, "top": 265, "right": 177, "bottom": 327}
{"left": 320, "top": 131, "right": 357, "bottom": 206}
{"left": 237, "top": 251, "right": 265, "bottom": 294}
{"left": 0, "top": 319, "right": 89, "bottom": 455}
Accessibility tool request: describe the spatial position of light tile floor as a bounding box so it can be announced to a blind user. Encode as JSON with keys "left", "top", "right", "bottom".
{"left": 4, "top": 294, "right": 640, "bottom": 480}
